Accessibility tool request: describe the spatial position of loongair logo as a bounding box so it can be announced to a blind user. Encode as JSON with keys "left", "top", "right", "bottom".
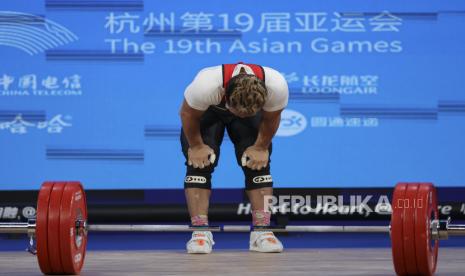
{"left": 0, "top": 11, "right": 78, "bottom": 55}
{"left": 276, "top": 109, "right": 307, "bottom": 137}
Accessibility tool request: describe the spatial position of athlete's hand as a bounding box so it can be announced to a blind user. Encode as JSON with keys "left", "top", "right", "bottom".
{"left": 241, "top": 145, "right": 269, "bottom": 170}
{"left": 188, "top": 144, "right": 216, "bottom": 169}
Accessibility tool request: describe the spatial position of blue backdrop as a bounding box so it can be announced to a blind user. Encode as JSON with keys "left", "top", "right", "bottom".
{"left": 1, "top": 0, "right": 464, "bottom": 190}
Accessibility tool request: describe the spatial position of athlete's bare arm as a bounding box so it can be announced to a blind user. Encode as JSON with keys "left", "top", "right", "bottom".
{"left": 242, "top": 109, "right": 282, "bottom": 170}
{"left": 180, "top": 99, "right": 214, "bottom": 169}
{"left": 255, "top": 109, "right": 282, "bottom": 149}
{"left": 180, "top": 99, "right": 204, "bottom": 147}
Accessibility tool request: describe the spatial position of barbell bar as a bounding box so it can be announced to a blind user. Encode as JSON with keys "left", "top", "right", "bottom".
{"left": 0, "top": 222, "right": 390, "bottom": 233}
{"left": 3, "top": 221, "right": 464, "bottom": 236}
{"left": 0, "top": 181, "right": 464, "bottom": 275}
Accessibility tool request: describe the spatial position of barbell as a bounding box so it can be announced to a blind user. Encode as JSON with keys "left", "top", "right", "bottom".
{"left": 0, "top": 181, "right": 464, "bottom": 275}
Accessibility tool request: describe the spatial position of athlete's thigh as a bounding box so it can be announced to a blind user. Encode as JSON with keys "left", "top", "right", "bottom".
{"left": 226, "top": 113, "right": 274, "bottom": 190}
{"left": 181, "top": 107, "right": 226, "bottom": 161}
{"left": 226, "top": 112, "right": 272, "bottom": 164}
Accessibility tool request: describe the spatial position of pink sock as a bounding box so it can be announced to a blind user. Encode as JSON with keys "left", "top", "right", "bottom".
{"left": 191, "top": 215, "right": 209, "bottom": 226}
{"left": 252, "top": 210, "right": 271, "bottom": 227}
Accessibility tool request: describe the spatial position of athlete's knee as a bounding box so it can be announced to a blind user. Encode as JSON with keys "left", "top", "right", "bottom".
{"left": 183, "top": 145, "right": 219, "bottom": 190}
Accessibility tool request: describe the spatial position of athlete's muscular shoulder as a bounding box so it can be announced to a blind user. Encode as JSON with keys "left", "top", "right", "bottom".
{"left": 184, "top": 66, "right": 223, "bottom": 111}
{"left": 262, "top": 67, "right": 289, "bottom": 112}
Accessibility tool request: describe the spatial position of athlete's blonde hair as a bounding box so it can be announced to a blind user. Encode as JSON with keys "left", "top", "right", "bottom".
{"left": 228, "top": 74, "right": 267, "bottom": 115}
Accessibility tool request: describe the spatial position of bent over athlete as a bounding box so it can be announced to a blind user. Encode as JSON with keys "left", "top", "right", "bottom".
{"left": 179, "top": 62, "right": 289, "bottom": 254}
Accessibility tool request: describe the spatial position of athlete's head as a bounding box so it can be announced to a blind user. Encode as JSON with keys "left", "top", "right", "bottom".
{"left": 225, "top": 69, "right": 267, "bottom": 118}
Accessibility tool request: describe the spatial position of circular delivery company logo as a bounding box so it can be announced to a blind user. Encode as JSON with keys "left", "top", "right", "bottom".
{"left": 276, "top": 109, "right": 307, "bottom": 137}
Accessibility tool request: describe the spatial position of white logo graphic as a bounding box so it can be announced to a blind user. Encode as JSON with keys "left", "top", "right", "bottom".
{"left": 282, "top": 72, "right": 379, "bottom": 95}
{"left": 302, "top": 74, "right": 379, "bottom": 95}
{"left": 0, "top": 114, "right": 72, "bottom": 134}
{"left": 253, "top": 175, "right": 273, "bottom": 184}
{"left": 74, "top": 253, "right": 82, "bottom": 264}
{"left": 21, "top": 206, "right": 36, "bottom": 219}
{"left": 0, "top": 206, "right": 19, "bottom": 219}
{"left": 310, "top": 116, "right": 379, "bottom": 128}
{"left": 185, "top": 176, "right": 207, "bottom": 184}
{"left": 276, "top": 109, "right": 307, "bottom": 137}
{"left": 0, "top": 11, "right": 78, "bottom": 55}
{"left": 0, "top": 73, "right": 83, "bottom": 97}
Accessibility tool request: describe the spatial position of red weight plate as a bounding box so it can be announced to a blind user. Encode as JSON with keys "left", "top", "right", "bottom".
{"left": 391, "top": 183, "right": 408, "bottom": 276}
{"left": 415, "top": 183, "right": 439, "bottom": 276}
{"left": 36, "top": 182, "right": 54, "bottom": 274}
{"left": 47, "top": 182, "right": 66, "bottom": 274}
{"left": 403, "top": 183, "right": 420, "bottom": 275}
{"left": 60, "top": 182, "right": 88, "bottom": 274}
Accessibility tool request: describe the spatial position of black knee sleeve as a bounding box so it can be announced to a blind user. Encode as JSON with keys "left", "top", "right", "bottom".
{"left": 184, "top": 167, "right": 213, "bottom": 189}
{"left": 244, "top": 167, "right": 273, "bottom": 190}
{"left": 184, "top": 170, "right": 212, "bottom": 189}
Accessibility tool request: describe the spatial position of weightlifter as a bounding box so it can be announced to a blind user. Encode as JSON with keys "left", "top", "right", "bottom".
{"left": 179, "top": 62, "right": 289, "bottom": 253}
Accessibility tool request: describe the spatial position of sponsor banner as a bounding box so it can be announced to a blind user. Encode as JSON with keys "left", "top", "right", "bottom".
{"left": 1, "top": 2, "right": 465, "bottom": 190}
{"left": 2, "top": 187, "right": 465, "bottom": 222}
{"left": 2, "top": 202, "right": 464, "bottom": 223}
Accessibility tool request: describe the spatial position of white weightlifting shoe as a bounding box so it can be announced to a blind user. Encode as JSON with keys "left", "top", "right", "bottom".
{"left": 186, "top": 231, "right": 215, "bottom": 254}
{"left": 249, "top": 231, "right": 283, "bottom": 253}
